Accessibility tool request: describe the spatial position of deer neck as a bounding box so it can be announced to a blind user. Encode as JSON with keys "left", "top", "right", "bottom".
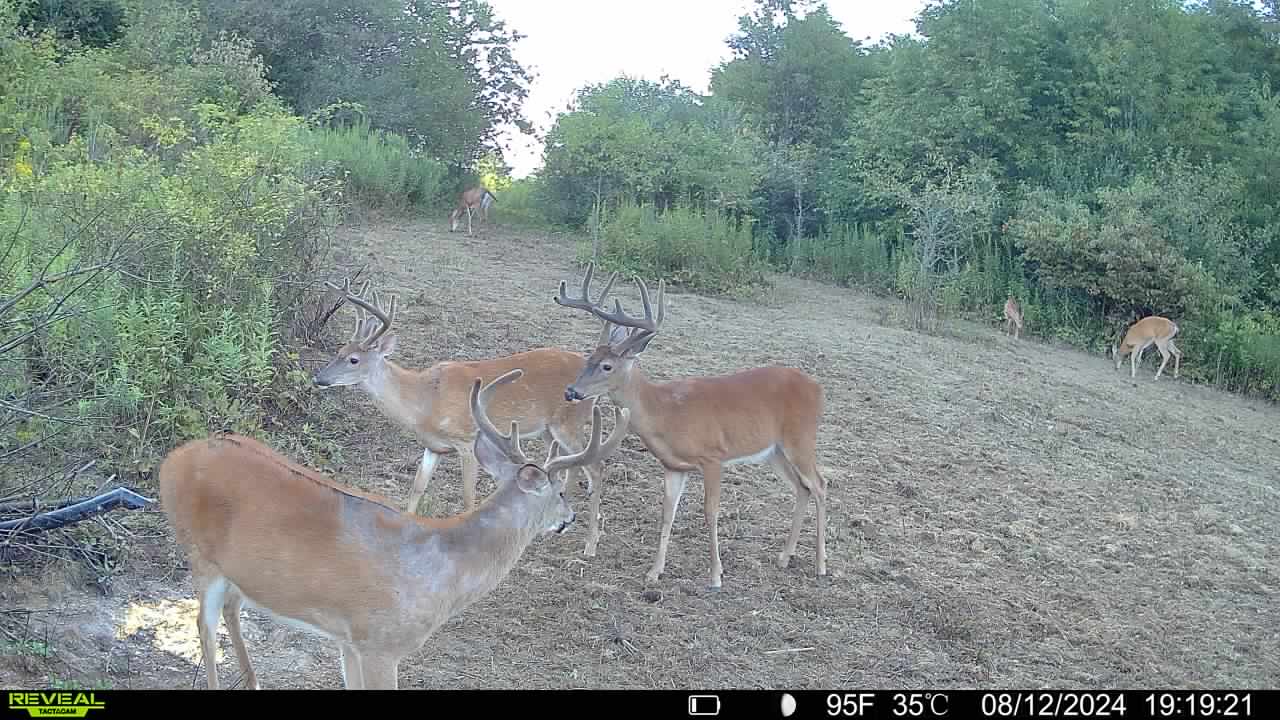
{"left": 405, "top": 487, "right": 544, "bottom": 615}
{"left": 361, "top": 360, "right": 436, "bottom": 432}
{"left": 610, "top": 365, "right": 665, "bottom": 442}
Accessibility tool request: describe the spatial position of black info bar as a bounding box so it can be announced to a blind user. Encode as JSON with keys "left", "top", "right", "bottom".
{"left": 3, "top": 688, "right": 1272, "bottom": 719}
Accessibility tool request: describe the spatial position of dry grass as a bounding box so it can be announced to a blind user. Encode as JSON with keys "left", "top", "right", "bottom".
{"left": 2, "top": 218, "right": 1278, "bottom": 690}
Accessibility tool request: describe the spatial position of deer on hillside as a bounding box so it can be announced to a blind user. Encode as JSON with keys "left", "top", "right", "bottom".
{"left": 1003, "top": 295, "right": 1023, "bottom": 340}
{"left": 312, "top": 277, "right": 620, "bottom": 557}
{"left": 449, "top": 186, "right": 495, "bottom": 234}
{"left": 1112, "top": 315, "right": 1182, "bottom": 380}
{"left": 158, "top": 368, "right": 630, "bottom": 689}
{"left": 551, "top": 262, "right": 829, "bottom": 590}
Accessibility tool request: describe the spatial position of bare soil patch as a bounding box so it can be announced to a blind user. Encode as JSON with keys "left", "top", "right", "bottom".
{"left": 3, "top": 218, "right": 1278, "bottom": 690}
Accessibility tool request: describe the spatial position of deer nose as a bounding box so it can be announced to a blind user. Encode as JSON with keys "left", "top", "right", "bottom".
{"left": 565, "top": 387, "right": 582, "bottom": 402}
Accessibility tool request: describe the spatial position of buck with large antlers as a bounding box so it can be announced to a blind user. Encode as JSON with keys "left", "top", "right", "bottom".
{"left": 159, "top": 368, "right": 630, "bottom": 689}
{"left": 552, "top": 263, "right": 829, "bottom": 590}
{"left": 1112, "top": 315, "right": 1182, "bottom": 380}
{"left": 311, "top": 277, "right": 619, "bottom": 557}
{"left": 449, "top": 185, "right": 495, "bottom": 234}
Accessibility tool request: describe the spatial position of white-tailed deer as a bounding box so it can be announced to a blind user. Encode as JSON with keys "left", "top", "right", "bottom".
{"left": 158, "top": 368, "right": 629, "bottom": 689}
{"left": 553, "top": 263, "right": 829, "bottom": 589}
{"left": 449, "top": 186, "right": 495, "bottom": 234}
{"left": 1112, "top": 315, "right": 1182, "bottom": 380}
{"left": 1004, "top": 296, "right": 1023, "bottom": 340}
{"left": 312, "top": 277, "right": 617, "bottom": 557}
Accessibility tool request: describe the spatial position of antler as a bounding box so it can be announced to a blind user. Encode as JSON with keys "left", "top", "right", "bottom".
{"left": 327, "top": 277, "right": 398, "bottom": 349}
{"left": 554, "top": 262, "right": 666, "bottom": 349}
{"left": 602, "top": 274, "right": 666, "bottom": 356}
{"left": 544, "top": 401, "right": 630, "bottom": 479}
{"left": 468, "top": 369, "right": 530, "bottom": 465}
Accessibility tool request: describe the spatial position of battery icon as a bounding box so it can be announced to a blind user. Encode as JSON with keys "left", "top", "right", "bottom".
{"left": 688, "top": 694, "right": 721, "bottom": 716}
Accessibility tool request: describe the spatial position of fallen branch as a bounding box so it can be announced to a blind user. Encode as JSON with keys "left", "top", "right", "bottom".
{"left": 0, "top": 487, "right": 154, "bottom": 533}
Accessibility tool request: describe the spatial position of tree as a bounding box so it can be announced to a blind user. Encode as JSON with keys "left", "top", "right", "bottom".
{"left": 194, "top": 0, "right": 533, "bottom": 171}
{"left": 710, "top": 1, "right": 871, "bottom": 244}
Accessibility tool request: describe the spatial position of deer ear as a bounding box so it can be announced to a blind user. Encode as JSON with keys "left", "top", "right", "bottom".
{"left": 606, "top": 324, "right": 630, "bottom": 347}
{"left": 374, "top": 333, "right": 397, "bottom": 357}
{"left": 475, "top": 431, "right": 517, "bottom": 485}
{"left": 515, "top": 464, "right": 550, "bottom": 495}
{"left": 622, "top": 330, "right": 657, "bottom": 356}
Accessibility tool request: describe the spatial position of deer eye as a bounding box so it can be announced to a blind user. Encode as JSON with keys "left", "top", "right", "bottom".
{"left": 601, "top": 363, "right": 613, "bottom": 372}
{"left": 349, "top": 356, "right": 359, "bottom": 365}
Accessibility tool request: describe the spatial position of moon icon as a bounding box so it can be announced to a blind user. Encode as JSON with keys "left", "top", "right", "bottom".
{"left": 781, "top": 693, "right": 797, "bottom": 717}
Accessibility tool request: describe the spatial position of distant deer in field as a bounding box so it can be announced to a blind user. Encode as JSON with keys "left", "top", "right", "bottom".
{"left": 449, "top": 186, "right": 495, "bottom": 234}
{"left": 1003, "top": 296, "right": 1023, "bottom": 340}
{"left": 1112, "top": 315, "right": 1182, "bottom": 380}
{"left": 159, "top": 369, "right": 630, "bottom": 689}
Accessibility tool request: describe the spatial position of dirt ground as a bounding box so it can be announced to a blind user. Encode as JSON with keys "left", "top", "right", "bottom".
{"left": 2, "top": 215, "right": 1278, "bottom": 690}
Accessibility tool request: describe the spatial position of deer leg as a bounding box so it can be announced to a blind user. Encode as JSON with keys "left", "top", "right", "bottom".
{"left": 701, "top": 463, "right": 725, "bottom": 589}
{"left": 459, "top": 447, "right": 479, "bottom": 510}
{"left": 358, "top": 651, "right": 399, "bottom": 690}
{"left": 196, "top": 576, "right": 228, "bottom": 690}
{"left": 769, "top": 452, "right": 811, "bottom": 571}
{"left": 549, "top": 423, "right": 606, "bottom": 557}
{"left": 1154, "top": 340, "right": 1171, "bottom": 380}
{"left": 221, "top": 587, "right": 258, "bottom": 689}
{"left": 812, "top": 469, "right": 828, "bottom": 578}
{"left": 406, "top": 448, "right": 441, "bottom": 515}
{"left": 646, "top": 470, "right": 688, "bottom": 584}
{"left": 582, "top": 461, "right": 605, "bottom": 557}
{"left": 1171, "top": 340, "right": 1182, "bottom": 378}
{"left": 338, "top": 643, "right": 363, "bottom": 689}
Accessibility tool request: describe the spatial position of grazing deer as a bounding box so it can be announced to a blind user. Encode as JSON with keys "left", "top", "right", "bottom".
{"left": 552, "top": 263, "right": 829, "bottom": 590}
{"left": 449, "top": 186, "right": 495, "bottom": 234}
{"left": 1112, "top": 315, "right": 1182, "bottom": 380}
{"left": 1003, "top": 295, "right": 1023, "bottom": 340}
{"left": 158, "top": 368, "right": 630, "bottom": 690}
{"left": 312, "top": 277, "right": 617, "bottom": 557}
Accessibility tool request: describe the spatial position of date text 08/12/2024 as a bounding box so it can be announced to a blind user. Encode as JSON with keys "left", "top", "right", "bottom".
{"left": 817, "top": 691, "right": 1256, "bottom": 718}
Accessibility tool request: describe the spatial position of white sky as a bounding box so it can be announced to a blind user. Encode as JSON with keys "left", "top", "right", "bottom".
{"left": 486, "top": 0, "right": 929, "bottom": 178}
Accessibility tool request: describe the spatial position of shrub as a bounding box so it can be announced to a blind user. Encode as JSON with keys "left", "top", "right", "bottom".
{"left": 582, "top": 201, "right": 769, "bottom": 295}
{"left": 303, "top": 114, "right": 447, "bottom": 212}
{"left": 1, "top": 15, "right": 345, "bottom": 476}
{"left": 787, "top": 222, "right": 894, "bottom": 293}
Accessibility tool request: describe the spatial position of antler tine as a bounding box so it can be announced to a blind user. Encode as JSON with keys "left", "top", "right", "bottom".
{"left": 608, "top": 277, "right": 667, "bottom": 355}
{"left": 631, "top": 276, "right": 664, "bottom": 329}
{"left": 325, "top": 277, "right": 367, "bottom": 342}
{"left": 468, "top": 369, "right": 529, "bottom": 465}
{"left": 544, "top": 402, "right": 631, "bottom": 478}
{"left": 555, "top": 261, "right": 619, "bottom": 313}
{"left": 342, "top": 285, "right": 396, "bottom": 348}
{"left": 554, "top": 263, "right": 668, "bottom": 348}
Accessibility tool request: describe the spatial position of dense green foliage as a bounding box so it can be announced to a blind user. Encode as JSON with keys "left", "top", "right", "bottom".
{"left": 0, "top": 0, "right": 527, "bottom": 486}
{"left": 533, "top": 0, "right": 1280, "bottom": 400}
{"left": 192, "top": 0, "right": 533, "bottom": 173}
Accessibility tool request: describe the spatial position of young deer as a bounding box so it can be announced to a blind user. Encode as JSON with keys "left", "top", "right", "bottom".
{"left": 552, "top": 263, "right": 829, "bottom": 590}
{"left": 1113, "top": 315, "right": 1182, "bottom": 380}
{"left": 312, "top": 278, "right": 616, "bottom": 557}
{"left": 1003, "top": 296, "right": 1023, "bottom": 340}
{"left": 158, "top": 368, "right": 630, "bottom": 689}
{"left": 449, "top": 186, "right": 495, "bottom": 234}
